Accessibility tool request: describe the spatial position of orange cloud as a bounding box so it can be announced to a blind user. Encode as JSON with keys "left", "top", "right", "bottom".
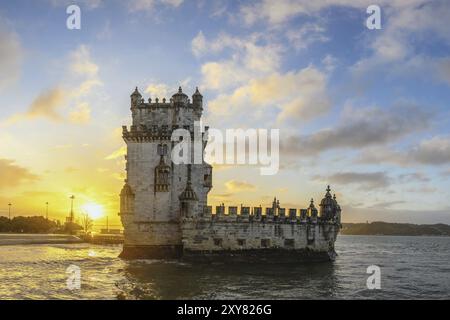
{"left": 0, "top": 159, "right": 39, "bottom": 189}
{"left": 105, "top": 146, "right": 127, "bottom": 160}
{"left": 26, "top": 87, "right": 66, "bottom": 121}
{"left": 225, "top": 180, "right": 256, "bottom": 191}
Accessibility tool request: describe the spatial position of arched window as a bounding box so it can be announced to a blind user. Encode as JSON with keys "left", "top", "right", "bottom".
{"left": 120, "top": 182, "right": 135, "bottom": 215}
{"left": 155, "top": 156, "right": 170, "bottom": 192}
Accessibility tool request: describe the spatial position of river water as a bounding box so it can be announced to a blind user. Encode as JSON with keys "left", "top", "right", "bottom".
{"left": 0, "top": 235, "right": 449, "bottom": 299}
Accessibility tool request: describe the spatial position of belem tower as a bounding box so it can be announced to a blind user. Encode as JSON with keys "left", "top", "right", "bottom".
{"left": 119, "top": 86, "right": 342, "bottom": 261}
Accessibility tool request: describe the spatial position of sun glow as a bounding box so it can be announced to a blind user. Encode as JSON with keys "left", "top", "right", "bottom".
{"left": 82, "top": 202, "right": 104, "bottom": 220}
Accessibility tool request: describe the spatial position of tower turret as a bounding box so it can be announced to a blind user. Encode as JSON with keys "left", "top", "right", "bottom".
{"left": 172, "top": 86, "right": 189, "bottom": 106}
{"left": 192, "top": 87, "right": 203, "bottom": 109}
{"left": 179, "top": 165, "right": 199, "bottom": 218}
{"left": 320, "top": 185, "right": 334, "bottom": 220}
{"left": 130, "top": 87, "right": 142, "bottom": 108}
{"left": 308, "top": 198, "right": 318, "bottom": 221}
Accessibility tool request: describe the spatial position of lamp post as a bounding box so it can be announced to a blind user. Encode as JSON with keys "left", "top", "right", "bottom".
{"left": 8, "top": 203, "right": 12, "bottom": 220}
{"left": 45, "top": 202, "right": 49, "bottom": 220}
{"left": 69, "top": 195, "right": 75, "bottom": 224}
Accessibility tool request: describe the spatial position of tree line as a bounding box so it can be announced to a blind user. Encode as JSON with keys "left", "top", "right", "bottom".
{"left": 0, "top": 216, "right": 82, "bottom": 234}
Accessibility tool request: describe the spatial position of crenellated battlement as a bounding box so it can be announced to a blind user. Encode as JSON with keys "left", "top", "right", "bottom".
{"left": 131, "top": 86, "right": 203, "bottom": 110}
{"left": 134, "top": 98, "right": 198, "bottom": 109}
{"left": 128, "top": 86, "right": 204, "bottom": 133}
{"left": 186, "top": 195, "right": 341, "bottom": 225}
{"left": 122, "top": 124, "right": 209, "bottom": 142}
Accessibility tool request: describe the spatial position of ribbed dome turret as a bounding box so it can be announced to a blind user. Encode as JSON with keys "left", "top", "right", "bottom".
{"left": 172, "top": 86, "right": 189, "bottom": 104}
{"left": 320, "top": 185, "right": 334, "bottom": 207}
{"left": 179, "top": 165, "right": 198, "bottom": 201}
{"left": 179, "top": 181, "right": 198, "bottom": 201}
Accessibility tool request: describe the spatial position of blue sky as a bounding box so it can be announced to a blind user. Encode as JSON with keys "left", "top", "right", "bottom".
{"left": 0, "top": 0, "right": 449, "bottom": 224}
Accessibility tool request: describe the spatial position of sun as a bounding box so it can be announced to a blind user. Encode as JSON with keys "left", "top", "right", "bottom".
{"left": 82, "top": 202, "right": 104, "bottom": 220}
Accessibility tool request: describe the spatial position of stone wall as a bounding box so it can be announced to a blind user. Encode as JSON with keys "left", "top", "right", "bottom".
{"left": 181, "top": 216, "right": 340, "bottom": 253}
{"left": 121, "top": 214, "right": 181, "bottom": 247}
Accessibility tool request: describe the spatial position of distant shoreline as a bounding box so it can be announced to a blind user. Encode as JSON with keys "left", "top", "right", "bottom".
{"left": 0, "top": 233, "right": 83, "bottom": 246}
{"left": 341, "top": 222, "right": 450, "bottom": 236}
{"left": 2, "top": 221, "right": 450, "bottom": 242}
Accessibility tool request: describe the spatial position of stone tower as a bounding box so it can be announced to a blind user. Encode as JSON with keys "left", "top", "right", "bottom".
{"left": 119, "top": 86, "right": 213, "bottom": 259}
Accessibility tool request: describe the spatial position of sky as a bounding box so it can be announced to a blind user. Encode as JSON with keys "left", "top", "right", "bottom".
{"left": 0, "top": 0, "right": 450, "bottom": 225}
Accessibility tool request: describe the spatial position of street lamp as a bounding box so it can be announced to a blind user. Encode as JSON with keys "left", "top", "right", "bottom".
{"left": 69, "top": 195, "right": 75, "bottom": 223}
{"left": 8, "top": 203, "right": 12, "bottom": 220}
{"left": 46, "top": 202, "right": 49, "bottom": 220}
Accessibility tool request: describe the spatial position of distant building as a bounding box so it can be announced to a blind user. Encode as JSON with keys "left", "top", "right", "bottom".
{"left": 119, "top": 87, "right": 341, "bottom": 261}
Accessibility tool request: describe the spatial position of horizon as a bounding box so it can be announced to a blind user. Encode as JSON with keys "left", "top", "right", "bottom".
{"left": 1, "top": 0, "right": 450, "bottom": 225}
{"left": 2, "top": 212, "right": 450, "bottom": 227}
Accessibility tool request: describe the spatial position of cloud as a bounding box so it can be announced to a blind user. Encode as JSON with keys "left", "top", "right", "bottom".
{"left": 193, "top": 30, "right": 331, "bottom": 126}
{"left": 369, "top": 200, "right": 406, "bottom": 209}
{"left": 225, "top": 180, "right": 256, "bottom": 191}
{"left": 404, "top": 186, "right": 437, "bottom": 194}
{"left": 436, "top": 57, "right": 450, "bottom": 85}
{"left": 397, "top": 172, "right": 430, "bottom": 183}
{"left": 128, "top": 0, "right": 184, "bottom": 12}
{"left": 239, "top": 0, "right": 371, "bottom": 26}
{"left": 191, "top": 31, "right": 207, "bottom": 57}
{"left": 208, "top": 66, "right": 330, "bottom": 124}
{"left": 193, "top": 32, "right": 282, "bottom": 90}
{"left": 0, "top": 159, "right": 39, "bottom": 189}
{"left": 236, "top": 1, "right": 450, "bottom": 88}
{"left": 411, "top": 136, "right": 450, "bottom": 165}
{"left": 26, "top": 87, "right": 66, "bottom": 121}
{"left": 314, "top": 171, "right": 391, "bottom": 189}
{"left": 355, "top": 146, "right": 407, "bottom": 166}
{"left": 200, "top": 61, "right": 251, "bottom": 91}
{"left": 49, "top": 0, "right": 103, "bottom": 9}
{"left": 145, "top": 83, "right": 170, "bottom": 98}
{"left": 351, "top": 1, "right": 450, "bottom": 85}
{"left": 322, "top": 54, "right": 338, "bottom": 72}
{"left": 105, "top": 146, "right": 127, "bottom": 160}
{"left": 282, "top": 103, "right": 431, "bottom": 156}
{"left": 0, "top": 17, "right": 22, "bottom": 91}
{"left": 357, "top": 136, "right": 450, "bottom": 166}
{"left": 209, "top": 193, "right": 234, "bottom": 202}
{"left": 286, "top": 22, "right": 329, "bottom": 51}
{"left": 69, "top": 102, "right": 91, "bottom": 124}
{"left": 240, "top": 0, "right": 308, "bottom": 26}
{"left": 70, "top": 45, "right": 99, "bottom": 77}
{"left": 3, "top": 45, "right": 100, "bottom": 125}
{"left": 238, "top": 1, "right": 443, "bottom": 27}
{"left": 275, "top": 67, "right": 330, "bottom": 123}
